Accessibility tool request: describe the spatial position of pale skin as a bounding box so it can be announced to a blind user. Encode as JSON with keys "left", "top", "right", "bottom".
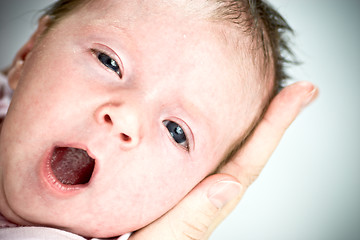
{"left": 0, "top": 0, "right": 318, "bottom": 239}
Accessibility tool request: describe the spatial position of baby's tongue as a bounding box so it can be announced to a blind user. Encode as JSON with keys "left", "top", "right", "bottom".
{"left": 51, "top": 147, "right": 95, "bottom": 185}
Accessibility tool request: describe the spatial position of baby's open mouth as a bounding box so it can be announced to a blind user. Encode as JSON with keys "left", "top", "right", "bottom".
{"left": 50, "top": 147, "right": 95, "bottom": 185}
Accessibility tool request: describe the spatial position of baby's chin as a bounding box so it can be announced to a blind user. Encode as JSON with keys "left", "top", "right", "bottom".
{"left": 62, "top": 209, "right": 159, "bottom": 238}
{"left": 31, "top": 212, "right": 142, "bottom": 238}
{"left": 65, "top": 223, "right": 131, "bottom": 239}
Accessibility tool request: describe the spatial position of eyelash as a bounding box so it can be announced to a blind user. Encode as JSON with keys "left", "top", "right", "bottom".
{"left": 163, "top": 120, "right": 190, "bottom": 151}
{"left": 91, "top": 49, "right": 123, "bottom": 78}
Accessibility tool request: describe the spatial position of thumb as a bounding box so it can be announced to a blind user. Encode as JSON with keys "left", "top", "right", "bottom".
{"left": 130, "top": 174, "right": 242, "bottom": 240}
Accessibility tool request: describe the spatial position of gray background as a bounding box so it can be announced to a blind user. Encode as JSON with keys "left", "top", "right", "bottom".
{"left": 0, "top": 1, "right": 359, "bottom": 239}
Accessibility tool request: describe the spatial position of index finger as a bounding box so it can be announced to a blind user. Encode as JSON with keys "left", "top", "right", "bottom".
{"left": 220, "top": 81, "right": 318, "bottom": 187}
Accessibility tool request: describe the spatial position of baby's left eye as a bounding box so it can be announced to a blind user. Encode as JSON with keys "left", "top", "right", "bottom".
{"left": 163, "top": 120, "right": 189, "bottom": 150}
{"left": 93, "top": 50, "right": 122, "bottom": 78}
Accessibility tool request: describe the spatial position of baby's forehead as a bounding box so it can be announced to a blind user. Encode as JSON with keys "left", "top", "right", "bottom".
{"left": 79, "top": 0, "right": 260, "bottom": 75}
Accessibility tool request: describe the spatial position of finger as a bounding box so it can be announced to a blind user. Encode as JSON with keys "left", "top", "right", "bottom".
{"left": 129, "top": 174, "right": 242, "bottom": 240}
{"left": 220, "top": 81, "right": 318, "bottom": 187}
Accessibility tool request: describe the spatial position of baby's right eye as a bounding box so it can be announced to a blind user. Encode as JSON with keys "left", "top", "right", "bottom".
{"left": 92, "top": 50, "right": 123, "bottom": 78}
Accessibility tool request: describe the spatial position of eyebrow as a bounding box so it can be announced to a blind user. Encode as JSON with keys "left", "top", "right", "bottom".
{"left": 180, "top": 99, "right": 213, "bottom": 152}
{"left": 89, "top": 19, "right": 133, "bottom": 41}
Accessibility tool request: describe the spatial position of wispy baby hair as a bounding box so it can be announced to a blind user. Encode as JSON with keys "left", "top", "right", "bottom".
{"left": 212, "top": 0, "right": 294, "bottom": 94}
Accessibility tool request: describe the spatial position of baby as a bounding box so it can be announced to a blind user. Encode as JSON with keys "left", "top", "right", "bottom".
{"left": 0, "top": 0, "right": 293, "bottom": 238}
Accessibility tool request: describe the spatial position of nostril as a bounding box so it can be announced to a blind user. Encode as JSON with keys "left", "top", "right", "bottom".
{"left": 120, "top": 133, "right": 131, "bottom": 142}
{"left": 104, "top": 114, "right": 112, "bottom": 124}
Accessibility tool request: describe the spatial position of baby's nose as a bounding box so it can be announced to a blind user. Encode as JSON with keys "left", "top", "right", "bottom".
{"left": 95, "top": 103, "right": 141, "bottom": 150}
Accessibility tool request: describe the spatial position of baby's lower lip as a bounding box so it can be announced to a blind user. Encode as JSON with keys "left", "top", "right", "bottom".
{"left": 41, "top": 145, "right": 96, "bottom": 194}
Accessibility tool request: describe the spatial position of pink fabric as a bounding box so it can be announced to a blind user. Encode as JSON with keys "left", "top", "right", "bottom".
{"left": 0, "top": 72, "right": 12, "bottom": 119}
{"left": 0, "top": 213, "right": 18, "bottom": 228}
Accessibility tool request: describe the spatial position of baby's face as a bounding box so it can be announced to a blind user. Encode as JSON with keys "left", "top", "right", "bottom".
{"left": 0, "top": 0, "right": 264, "bottom": 237}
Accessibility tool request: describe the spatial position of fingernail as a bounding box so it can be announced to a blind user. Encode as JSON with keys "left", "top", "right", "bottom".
{"left": 302, "top": 86, "right": 318, "bottom": 108}
{"left": 207, "top": 181, "right": 242, "bottom": 209}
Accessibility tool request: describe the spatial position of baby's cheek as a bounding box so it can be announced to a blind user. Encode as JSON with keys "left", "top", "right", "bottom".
{"left": 94, "top": 149, "right": 214, "bottom": 234}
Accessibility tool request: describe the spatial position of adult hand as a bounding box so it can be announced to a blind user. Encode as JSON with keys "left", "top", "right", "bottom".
{"left": 130, "top": 81, "right": 318, "bottom": 240}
